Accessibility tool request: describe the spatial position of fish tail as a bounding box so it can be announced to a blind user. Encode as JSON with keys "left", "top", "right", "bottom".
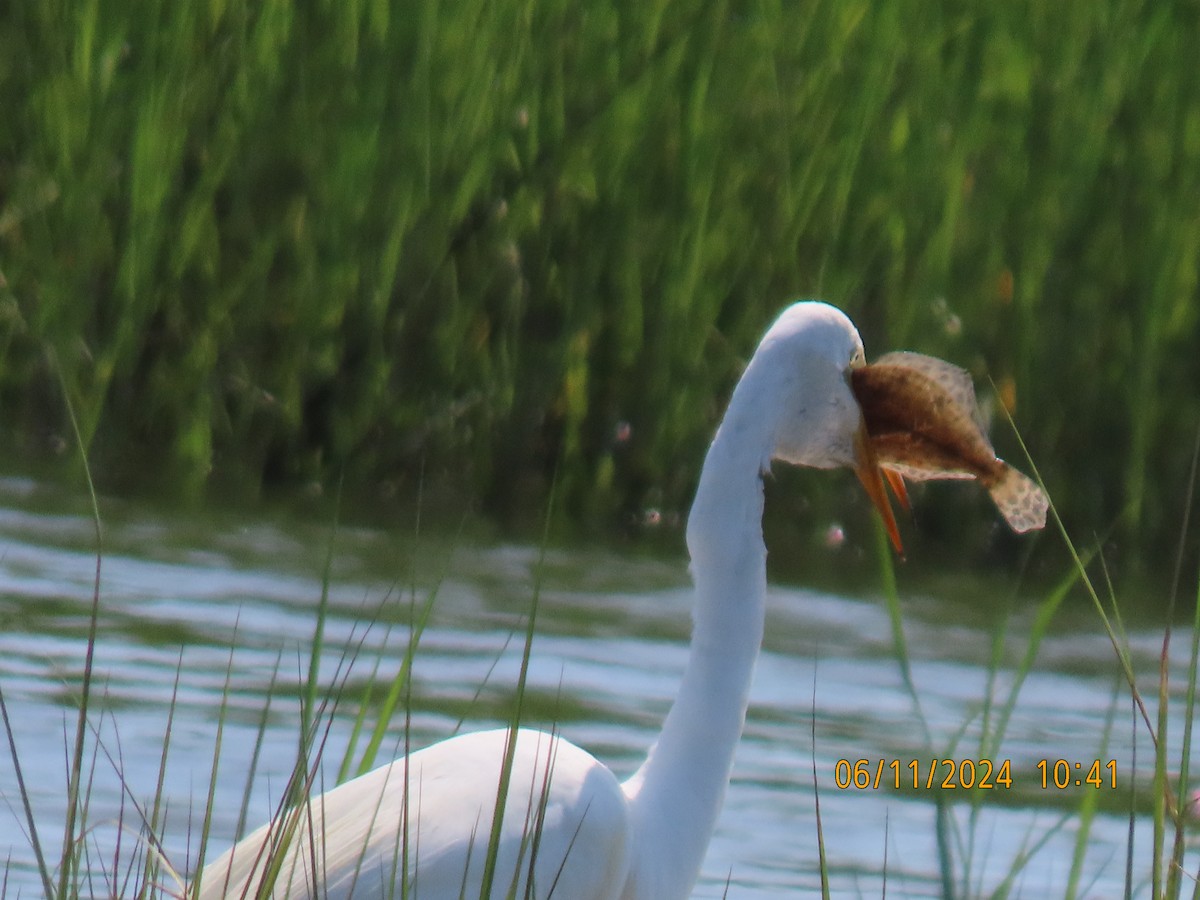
{"left": 988, "top": 462, "right": 1049, "bottom": 533}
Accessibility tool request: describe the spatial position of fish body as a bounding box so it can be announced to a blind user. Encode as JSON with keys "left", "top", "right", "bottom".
{"left": 851, "top": 351, "right": 1048, "bottom": 533}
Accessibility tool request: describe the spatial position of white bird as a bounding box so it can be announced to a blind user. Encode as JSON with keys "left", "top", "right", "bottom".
{"left": 197, "top": 301, "right": 897, "bottom": 900}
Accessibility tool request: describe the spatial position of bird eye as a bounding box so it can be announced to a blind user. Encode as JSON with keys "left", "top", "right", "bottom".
{"left": 849, "top": 347, "right": 866, "bottom": 369}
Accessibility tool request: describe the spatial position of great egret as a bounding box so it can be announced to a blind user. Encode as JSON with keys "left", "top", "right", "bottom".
{"left": 196, "top": 301, "right": 911, "bottom": 899}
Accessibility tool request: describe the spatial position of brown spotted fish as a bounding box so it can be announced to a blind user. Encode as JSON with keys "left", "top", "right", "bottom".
{"left": 851, "top": 351, "right": 1048, "bottom": 534}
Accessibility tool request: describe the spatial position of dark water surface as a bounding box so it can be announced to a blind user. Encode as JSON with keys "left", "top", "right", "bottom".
{"left": 0, "top": 474, "right": 1191, "bottom": 897}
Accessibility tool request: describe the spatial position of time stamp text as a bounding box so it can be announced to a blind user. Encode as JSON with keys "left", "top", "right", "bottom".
{"left": 834, "top": 758, "right": 1119, "bottom": 791}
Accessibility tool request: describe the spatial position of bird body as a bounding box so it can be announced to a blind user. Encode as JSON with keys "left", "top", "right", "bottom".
{"left": 197, "top": 302, "right": 910, "bottom": 899}
{"left": 200, "top": 728, "right": 630, "bottom": 899}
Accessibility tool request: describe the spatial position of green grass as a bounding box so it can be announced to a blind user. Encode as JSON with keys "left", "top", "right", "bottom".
{"left": 1, "top": 0, "right": 1199, "bottom": 564}
{"left": 0, "top": 364, "right": 574, "bottom": 898}
{"left": 4, "top": 468, "right": 1199, "bottom": 897}
{"left": 3, "top": 311, "right": 1198, "bottom": 895}
{"left": 183, "top": 497, "right": 570, "bottom": 898}
{"left": 871, "top": 420, "right": 1200, "bottom": 899}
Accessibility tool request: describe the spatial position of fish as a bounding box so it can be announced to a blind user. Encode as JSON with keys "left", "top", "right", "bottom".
{"left": 851, "top": 351, "right": 1048, "bottom": 534}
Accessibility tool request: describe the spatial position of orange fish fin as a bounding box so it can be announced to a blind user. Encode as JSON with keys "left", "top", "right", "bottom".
{"left": 883, "top": 467, "right": 911, "bottom": 512}
{"left": 854, "top": 424, "right": 904, "bottom": 556}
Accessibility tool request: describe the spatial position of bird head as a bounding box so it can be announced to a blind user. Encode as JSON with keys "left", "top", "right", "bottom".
{"left": 754, "top": 302, "right": 902, "bottom": 553}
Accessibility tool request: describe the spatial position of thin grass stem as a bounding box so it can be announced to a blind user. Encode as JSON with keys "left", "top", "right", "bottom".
{"left": 0, "top": 686, "right": 54, "bottom": 897}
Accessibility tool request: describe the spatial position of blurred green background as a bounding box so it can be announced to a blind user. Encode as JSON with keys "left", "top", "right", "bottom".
{"left": 1, "top": 0, "right": 1198, "bottom": 574}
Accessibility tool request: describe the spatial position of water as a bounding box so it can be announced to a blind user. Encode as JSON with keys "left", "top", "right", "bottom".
{"left": 0, "top": 472, "right": 1192, "bottom": 897}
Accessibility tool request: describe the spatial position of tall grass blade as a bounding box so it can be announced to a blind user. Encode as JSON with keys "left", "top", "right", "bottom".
{"left": 145, "top": 650, "right": 187, "bottom": 894}
{"left": 873, "top": 511, "right": 967, "bottom": 894}
{"left": 811, "top": 673, "right": 830, "bottom": 900}
{"left": 354, "top": 566, "right": 445, "bottom": 777}
{"left": 986, "top": 561, "right": 1086, "bottom": 760}
{"left": 1126, "top": 695, "right": 1138, "bottom": 900}
{"left": 234, "top": 648, "right": 285, "bottom": 843}
{"left": 79, "top": 699, "right": 185, "bottom": 895}
{"left": 454, "top": 631, "right": 517, "bottom": 735}
{"left": 334, "top": 646, "right": 385, "bottom": 785}
{"left": 50, "top": 347, "right": 106, "bottom": 898}
{"left": 1166, "top": 426, "right": 1200, "bottom": 899}
{"left": 1153, "top": 642, "right": 1169, "bottom": 897}
{"left": 353, "top": 500, "right": 468, "bottom": 779}
{"left": 881, "top": 809, "right": 889, "bottom": 900}
{"left": 540, "top": 768, "right": 597, "bottom": 898}
{"left": 303, "top": 476, "right": 343, "bottom": 743}
{"left": 1189, "top": 565, "right": 1200, "bottom": 900}
{"left": 0, "top": 686, "right": 55, "bottom": 897}
{"left": 1065, "top": 680, "right": 1120, "bottom": 900}
{"left": 870, "top": 517, "right": 931, "bottom": 748}
{"left": 479, "top": 474, "right": 558, "bottom": 897}
{"left": 989, "top": 813, "right": 1071, "bottom": 899}
{"left": 187, "top": 623, "right": 240, "bottom": 898}
{"left": 1004, "top": 404, "right": 1159, "bottom": 744}
{"left": 934, "top": 797, "right": 955, "bottom": 900}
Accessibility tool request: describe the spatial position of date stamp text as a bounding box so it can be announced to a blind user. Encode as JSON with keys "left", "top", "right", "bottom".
{"left": 833, "top": 758, "right": 1118, "bottom": 791}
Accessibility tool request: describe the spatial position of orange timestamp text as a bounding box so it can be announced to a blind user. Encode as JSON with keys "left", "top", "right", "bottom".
{"left": 1036, "top": 759, "right": 1117, "bottom": 790}
{"left": 833, "top": 758, "right": 1120, "bottom": 791}
{"left": 834, "top": 758, "right": 1013, "bottom": 790}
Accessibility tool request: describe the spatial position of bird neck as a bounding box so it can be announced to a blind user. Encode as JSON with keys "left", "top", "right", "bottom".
{"left": 621, "top": 390, "right": 774, "bottom": 898}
